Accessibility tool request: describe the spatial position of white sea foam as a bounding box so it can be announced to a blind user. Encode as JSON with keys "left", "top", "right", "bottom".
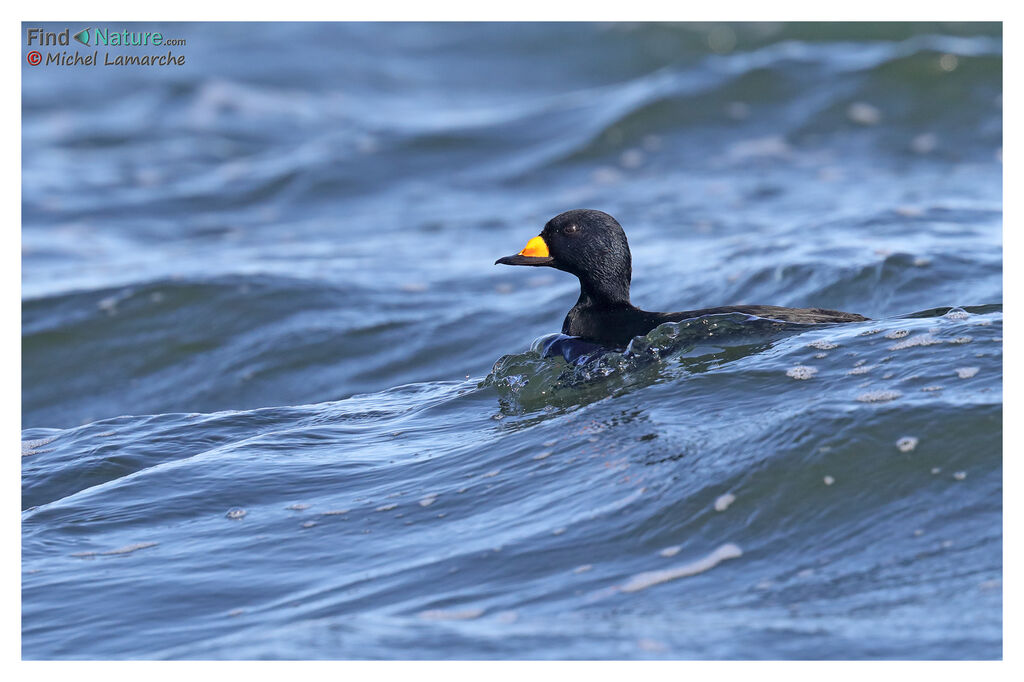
{"left": 621, "top": 543, "right": 743, "bottom": 593}
{"left": 857, "top": 390, "right": 902, "bottom": 403}
{"left": 896, "top": 436, "right": 919, "bottom": 453}
{"left": 714, "top": 493, "right": 736, "bottom": 512}
{"left": 787, "top": 365, "right": 818, "bottom": 380}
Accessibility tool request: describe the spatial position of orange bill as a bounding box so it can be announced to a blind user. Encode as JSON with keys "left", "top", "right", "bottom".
{"left": 495, "top": 234, "right": 554, "bottom": 267}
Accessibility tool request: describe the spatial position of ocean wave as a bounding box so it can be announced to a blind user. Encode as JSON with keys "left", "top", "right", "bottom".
{"left": 22, "top": 303, "right": 1001, "bottom": 658}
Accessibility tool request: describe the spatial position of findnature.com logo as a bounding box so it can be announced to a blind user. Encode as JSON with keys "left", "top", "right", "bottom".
{"left": 25, "top": 26, "right": 187, "bottom": 67}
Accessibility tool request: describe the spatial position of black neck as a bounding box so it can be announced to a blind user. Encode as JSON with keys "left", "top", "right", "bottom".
{"left": 576, "top": 277, "right": 632, "bottom": 309}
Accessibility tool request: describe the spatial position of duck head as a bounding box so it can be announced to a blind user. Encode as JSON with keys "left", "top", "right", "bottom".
{"left": 495, "top": 209, "right": 633, "bottom": 306}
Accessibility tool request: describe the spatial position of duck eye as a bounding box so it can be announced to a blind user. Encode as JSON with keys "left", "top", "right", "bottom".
{"left": 564, "top": 224, "right": 580, "bottom": 235}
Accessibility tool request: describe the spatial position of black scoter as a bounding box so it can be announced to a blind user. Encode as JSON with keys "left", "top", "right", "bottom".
{"left": 496, "top": 209, "right": 868, "bottom": 347}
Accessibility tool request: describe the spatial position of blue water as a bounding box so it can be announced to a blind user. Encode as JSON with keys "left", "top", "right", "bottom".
{"left": 22, "top": 22, "right": 1002, "bottom": 659}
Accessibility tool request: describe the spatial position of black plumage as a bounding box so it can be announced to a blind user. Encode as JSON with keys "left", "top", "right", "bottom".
{"left": 496, "top": 209, "right": 868, "bottom": 347}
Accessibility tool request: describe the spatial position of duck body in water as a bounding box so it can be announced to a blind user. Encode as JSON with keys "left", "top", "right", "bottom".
{"left": 496, "top": 209, "right": 868, "bottom": 348}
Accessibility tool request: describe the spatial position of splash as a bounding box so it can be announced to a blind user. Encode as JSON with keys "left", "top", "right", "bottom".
{"left": 483, "top": 313, "right": 816, "bottom": 413}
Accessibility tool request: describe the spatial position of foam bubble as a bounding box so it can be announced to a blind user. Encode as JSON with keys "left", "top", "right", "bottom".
{"left": 896, "top": 436, "right": 919, "bottom": 453}
{"left": 714, "top": 493, "right": 736, "bottom": 512}
{"left": 856, "top": 390, "right": 902, "bottom": 403}
{"left": 847, "top": 102, "right": 882, "bottom": 125}
{"left": 620, "top": 543, "right": 743, "bottom": 593}
{"left": 890, "top": 334, "right": 943, "bottom": 350}
{"left": 787, "top": 365, "right": 818, "bottom": 380}
{"left": 22, "top": 436, "right": 57, "bottom": 457}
